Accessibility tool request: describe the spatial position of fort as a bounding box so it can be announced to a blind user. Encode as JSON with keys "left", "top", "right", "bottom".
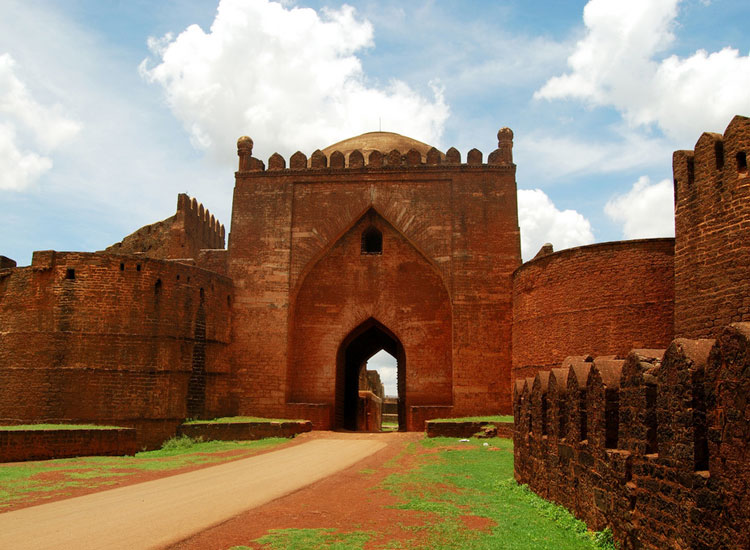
{"left": 0, "top": 114, "right": 748, "bottom": 548}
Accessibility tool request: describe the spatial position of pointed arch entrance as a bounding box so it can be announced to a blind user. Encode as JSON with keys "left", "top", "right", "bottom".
{"left": 335, "top": 318, "right": 405, "bottom": 431}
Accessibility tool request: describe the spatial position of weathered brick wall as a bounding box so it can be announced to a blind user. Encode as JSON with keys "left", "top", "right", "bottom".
{"left": 513, "top": 323, "right": 750, "bottom": 550}
{"left": 512, "top": 239, "right": 675, "bottom": 381}
{"left": 425, "top": 420, "right": 514, "bottom": 439}
{"left": 0, "top": 251, "right": 233, "bottom": 448}
{"left": 674, "top": 115, "right": 750, "bottom": 339}
{"left": 177, "top": 420, "right": 312, "bottom": 441}
{"left": 228, "top": 134, "right": 521, "bottom": 428}
{"left": 106, "top": 194, "right": 225, "bottom": 261}
{"left": 0, "top": 428, "right": 138, "bottom": 462}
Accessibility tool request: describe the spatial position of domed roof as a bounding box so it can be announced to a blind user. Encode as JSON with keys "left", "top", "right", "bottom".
{"left": 321, "top": 131, "right": 442, "bottom": 165}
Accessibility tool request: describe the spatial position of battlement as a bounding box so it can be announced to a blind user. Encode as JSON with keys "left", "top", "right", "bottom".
{"left": 176, "top": 193, "right": 225, "bottom": 243}
{"left": 673, "top": 115, "right": 750, "bottom": 339}
{"left": 235, "top": 128, "right": 515, "bottom": 174}
{"left": 513, "top": 323, "right": 750, "bottom": 548}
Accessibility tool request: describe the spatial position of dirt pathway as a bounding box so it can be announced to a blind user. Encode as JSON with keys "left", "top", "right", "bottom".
{"left": 0, "top": 437, "right": 387, "bottom": 550}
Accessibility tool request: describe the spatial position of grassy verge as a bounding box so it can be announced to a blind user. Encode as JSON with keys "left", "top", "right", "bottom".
{"left": 428, "top": 415, "right": 513, "bottom": 423}
{"left": 0, "top": 435, "right": 288, "bottom": 510}
{"left": 183, "top": 416, "right": 305, "bottom": 425}
{"left": 239, "top": 437, "right": 616, "bottom": 550}
{"left": 0, "top": 424, "right": 125, "bottom": 431}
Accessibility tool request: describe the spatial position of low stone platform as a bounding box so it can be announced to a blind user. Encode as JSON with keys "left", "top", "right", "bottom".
{"left": 0, "top": 427, "right": 138, "bottom": 463}
{"left": 178, "top": 420, "right": 312, "bottom": 442}
{"left": 425, "top": 420, "right": 514, "bottom": 439}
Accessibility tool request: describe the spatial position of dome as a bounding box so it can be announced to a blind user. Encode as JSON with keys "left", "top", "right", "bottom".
{"left": 321, "top": 131, "right": 442, "bottom": 166}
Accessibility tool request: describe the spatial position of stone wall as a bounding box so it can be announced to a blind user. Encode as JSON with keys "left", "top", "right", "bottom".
{"left": 0, "top": 427, "right": 138, "bottom": 462}
{"left": 177, "top": 420, "right": 312, "bottom": 442}
{"left": 0, "top": 251, "right": 233, "bottom": 448}
{"left": 228, "top": 133, "right": 521, "bottom": 428}
{"left": 674, "top": 115, "right": 750, "bottom": 338}
{"left": 512, "top": 239, "right": 675, "bottom": 381}
{"left": 513, "top": 323, "right": 750, "bottom": 550}
{"left": 106, "top": 193, "right": 225, "bottom": 261}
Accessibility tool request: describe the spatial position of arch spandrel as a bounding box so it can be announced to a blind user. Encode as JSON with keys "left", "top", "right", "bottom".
{"left": 289, "top": 181, "right": 453, "bottom": 291}
{"left": 287, "top": 209, "right": 453, "bottom": 424}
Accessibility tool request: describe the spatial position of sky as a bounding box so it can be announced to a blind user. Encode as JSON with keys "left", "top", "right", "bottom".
{"left": 2, "top": 0, "right": 749, "bottom": 395}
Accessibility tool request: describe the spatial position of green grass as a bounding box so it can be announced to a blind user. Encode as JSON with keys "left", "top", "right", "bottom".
{"left": 183, "top": 416, "right": 304, "bottom": 425}
{"left": 378, "top": 437, "right": 616, "bottom": 549}
{"left": 240, "top": 528, "right": 372, "bottom": 550}
{"left": 0, "top": 423, "right": 125, "bottom": 431}
{"left": 428, "top": 415, "right": 514, "bottom": 423}
{"left": 0, "top": 435, "right": 288, "bottom": 509}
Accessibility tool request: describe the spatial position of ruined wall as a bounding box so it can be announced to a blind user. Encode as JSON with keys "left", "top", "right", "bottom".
{"left": 513, "top": 324, "right": 750, "bottom": 550}
{"left": 228, "top": 131, "right": 521, "bottom": 426}
{"left": 512, "top": 239, "right": 675, "bottom": 381}
{"left": 0, "top": 251, "right": 233, "bottom": 447}
{"left": 673, "top": 115, "right": 750, "bottom": 339}
{"left": 106, "top": 194, "right": 225, "bottom": 261}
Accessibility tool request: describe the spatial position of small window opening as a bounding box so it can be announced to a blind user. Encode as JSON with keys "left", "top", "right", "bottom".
{"left": 541, "top": 395, "right": 548, "bottom": 436}
{"left": 199, "top": 287, "right": 205, "bottom": 304}
{"left": 119, "top": 263, "right": 124, "bottom": 271}
{"left": 580, "top": 390, "right": 588, "bottom": 441}
{"left": 645, "top": 383, "right": 658, "bottom": 454}
{"left": 693, "top": 371, "right": 709, "bottom": 471}
{"left": 687, "top": 157, "right": 695, "bottom": 186}
{"left": 154, "top": 279, "right": 162, "bottom": 295}
{"left": 136, "top": 263, "right": 141, "bottom": 272}
{"left": 605, "top": 388, "right": 619, "bottom": 449}
{"left": 737, "top": 151, "right": 748, "bottom": 175}
{"left": 714, "top": 141, "right": 724, "bottom": 170}
{"left": 227, "top": 295, "right": 231, "bottom": 307}
{"left": 176, "top": 274, "right": 180, "bottom": 281}
{"left": 65, "top": 268, "right": 75, "bottom": 280}
{"left": 558, "top": 400, "right": 568, "bottom": 439}
{"left": 361, "top": 227, "right": 383, "bottom": 255}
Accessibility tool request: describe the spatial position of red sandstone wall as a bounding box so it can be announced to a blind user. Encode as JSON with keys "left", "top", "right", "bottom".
{"left": 0, "top": 428, "right": 138, "bottom": 462}
{"left": 228, "top": 142, "right": 521, "bottom": 425}
{"left": 289, "top": 211, "right": 453, "bottom": 430}
{"left": 673, "top": 115, "right": 750, "bottom": 339}
{"left": 513, "top": 324, "right": 750, "bottom": 550}
{"left": 0, "top": 251, "right": 233, "bottom": 447}
{"left": 106, "top": 194, "right": 225, "bottom": 261}
{"left": 512, "top": 239, "right": 675, "bottom": 381}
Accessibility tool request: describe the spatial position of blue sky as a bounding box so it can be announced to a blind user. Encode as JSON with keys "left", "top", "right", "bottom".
{"left": 2, "top": 0, "right": 749, "bottom": 394}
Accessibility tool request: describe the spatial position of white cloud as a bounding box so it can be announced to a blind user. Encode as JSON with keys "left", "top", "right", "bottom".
{"left": 516, "top": 128, "right": 672, "bottom": 180}
{"left": 518, "top": 189, "right": 594, "bottom": 261}
{"left": 0, "top": 52, "right": 80, "bottom": 190}
{"left": 605, "top": 176, "right": 674, "bottom": 239}
{"left": 140, "top": 0, "right": 449, "bottom": 162}
{"left": 366, "top": 350, "right": 397, "bottom": 397}
{"left": 536, "top": 0, "right": 750, "bottom": 142}
{"left": 0, "top": 123, "right": 52, "bottom": 190}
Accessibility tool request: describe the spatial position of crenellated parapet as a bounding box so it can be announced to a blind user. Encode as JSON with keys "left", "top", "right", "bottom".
{"left": 513, "top": 323, "right": 750, "bottom": 549}
{"left": 175, "top": 193, "right": 226, "bottom": 248}
{"left": 673, "top": 115, "right": 750, "bottom": 339}
{"left": 235, "top": 129, "right": 515, "bottom": 174}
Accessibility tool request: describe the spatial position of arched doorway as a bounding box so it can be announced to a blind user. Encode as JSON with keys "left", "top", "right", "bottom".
{"left": 335, "top": 318, "right": 405, "bottom": 431}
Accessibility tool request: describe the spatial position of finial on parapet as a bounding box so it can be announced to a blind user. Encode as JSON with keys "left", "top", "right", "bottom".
{"left": 237, "top": 136, "right": 253, "bottom": 171}
{"left": 489, "top": 127, "right": 514, "bottom": 166}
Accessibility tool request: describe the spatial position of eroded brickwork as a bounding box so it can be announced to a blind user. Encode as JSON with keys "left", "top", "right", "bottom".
{"left": 513, "top": 324, "right": 750, "bottom": 550}
{"left": 512, "top": 239, "right": 675, "bottom": 381}
{"left": 0, "top": 252, "right": 232, "bottom": 447}
{"left": 674, "top": 115, "right": 750, "bottom": 338}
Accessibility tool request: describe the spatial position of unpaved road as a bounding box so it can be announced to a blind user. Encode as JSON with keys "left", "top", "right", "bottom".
{"left": 0, "top": 437, "right": 386, "bottom": 550}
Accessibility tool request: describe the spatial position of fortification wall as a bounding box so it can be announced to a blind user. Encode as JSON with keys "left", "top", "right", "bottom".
{"left": 228, "top": 132, "right": 521, "bottom": 422}
{"left": 513, "top": 323, "right": 750, "bottom": 550}
{"left": 512, "top": 239, "right": 675, "bottom": 380}
{"left": 106, "top": 194, "right": 225, "bottom": 261}
{"left": 674, "top": 115, "right": 750, "bottom": 338}
{"left": 0, "top": 252, "right": 233, "bottom": 447}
